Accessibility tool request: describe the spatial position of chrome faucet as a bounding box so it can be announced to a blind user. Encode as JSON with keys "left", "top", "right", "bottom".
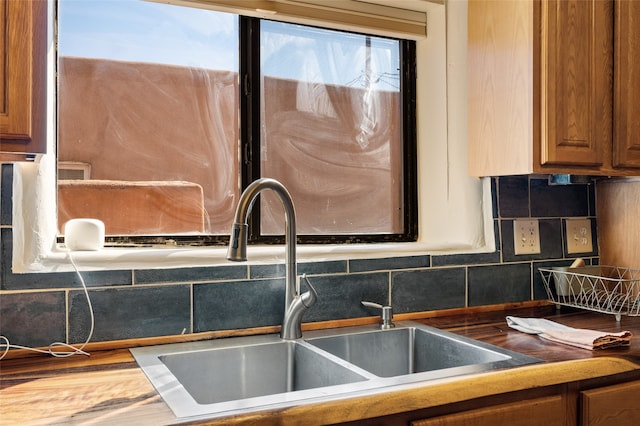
{"left": 227, "top": 178, "right": 317, "bottom": 340}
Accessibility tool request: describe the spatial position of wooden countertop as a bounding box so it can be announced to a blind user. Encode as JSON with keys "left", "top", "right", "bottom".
{"left": 419, "top": 305, "right": 640, "bottom": 363}
{"left": 3, "top": 305, "right": 640, "bottom": 425}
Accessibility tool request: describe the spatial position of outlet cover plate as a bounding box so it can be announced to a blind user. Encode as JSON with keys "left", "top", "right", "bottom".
{"left": 513, "top": 219, "right": 541, "bottom": 255}
{"left": 566, "top": 218, "right": 593, "bottom": 254}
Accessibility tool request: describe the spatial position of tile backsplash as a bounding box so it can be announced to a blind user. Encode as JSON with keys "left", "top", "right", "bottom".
{"left": 0, "top": 164, "right": 599, "bottom": 348}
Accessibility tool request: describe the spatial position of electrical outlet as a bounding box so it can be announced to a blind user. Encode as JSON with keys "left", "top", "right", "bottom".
{"left": 513, "top": 219, "right": 541, "bottom": 255}
{"left": 566, "top": 218, "right": 593, "bottom": 254}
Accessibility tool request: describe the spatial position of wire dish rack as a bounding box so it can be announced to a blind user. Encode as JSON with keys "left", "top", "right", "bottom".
{"left": 539, "top": 265, "right": 640, "bottom": 322}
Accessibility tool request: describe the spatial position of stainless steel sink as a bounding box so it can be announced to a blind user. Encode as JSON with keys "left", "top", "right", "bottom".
{"left": 305, "top": 325, "right": 528, "bottom": 377}
{"left": 130, "top": 333, "right": 375, "bottom": 418}
{"left": 131, "top": 321, "right": 540, "bottom": 420}
{"left": 159, "top": 340, "right": 368, "bottom": 405}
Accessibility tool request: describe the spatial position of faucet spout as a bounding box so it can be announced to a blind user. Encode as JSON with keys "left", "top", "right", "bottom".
{"left": 227, "top": 178, "right": 313, "bottom": 340}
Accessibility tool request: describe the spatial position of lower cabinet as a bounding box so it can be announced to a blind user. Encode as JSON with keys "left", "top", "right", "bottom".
{"left": 354, "top": 377, "right": 640, "bottom": 426}
{"left": 581, "top": 380, "right": 640, "bottom": 426}
{"left": 411, "top": 394, "right": 566, "bottom": 426}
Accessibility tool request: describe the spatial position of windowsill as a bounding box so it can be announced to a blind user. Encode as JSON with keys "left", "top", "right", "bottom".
{"left": 26, "top": 240, "right": 493, "bottom": 273}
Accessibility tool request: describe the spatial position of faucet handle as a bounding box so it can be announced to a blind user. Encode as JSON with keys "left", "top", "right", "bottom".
{"left": 361, "top": 300, "right": 395, "bottom": 329}
{"left": 300, "top": 274, "right": 318, "bottom": 308}
{"left": 281, "top": 274, "right": 317, "bottom": 340}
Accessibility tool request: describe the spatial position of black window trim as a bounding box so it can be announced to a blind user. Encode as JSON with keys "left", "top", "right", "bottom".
{"left": 244, "top": 18, "right": 418, "bottom": 245}
{"left": 66, "top": 14, "right": 418, "bottom": 248}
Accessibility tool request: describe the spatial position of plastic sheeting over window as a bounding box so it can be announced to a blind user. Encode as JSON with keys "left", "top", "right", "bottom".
{"left": 259, "top": 21, "right": 404, "bottom": 235}
{"left": 57, "top": 2, "right": 240, "bottom": 236}
{"left": 56, "top": 1, "right": 409, "bottom": 238}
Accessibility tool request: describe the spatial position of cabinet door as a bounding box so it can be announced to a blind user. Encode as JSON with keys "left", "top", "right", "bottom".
{"left": 467, "top": 0, "right": 535, "bottom": 177}
{"left": 613, "top": 0, "right": 640, "bottom": 169}
{"left": 539, "top": 0, "right": 613, "bottom": 167}
{"left": 0, "top": 0, "right": 47, "bottom": 156}
{"left": 581, "top": 380, "right": 640, "bottom": 426}
{"left": 411, "top": 394, "right": 566, "bottom": 426}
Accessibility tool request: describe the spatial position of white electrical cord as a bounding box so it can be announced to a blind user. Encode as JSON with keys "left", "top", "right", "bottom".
{"left": 0, "top": 250, "right": 95, "bottom": 360}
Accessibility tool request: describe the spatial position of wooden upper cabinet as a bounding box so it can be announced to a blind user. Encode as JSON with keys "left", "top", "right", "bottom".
{"left": 539, "top": 0, "right": 612, "bottom": 168}
{"left": 613, "top": 0, "right": 640, "bottom": 169}
{"left": 467, "top": 0, "right": 535, "bottom": 176}
{"left": 468, "top": 0, "right": 631, "bottom": 177}
{"left": 0, "top": 0, "right": 47, "bottom": 157}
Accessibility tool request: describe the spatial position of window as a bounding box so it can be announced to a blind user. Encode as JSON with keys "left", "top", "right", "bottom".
{"left": 11, "top": 1, "right": 494, "bottom": 274}
{"left": 56, "top": 0, "right": 417, "bottom": 245}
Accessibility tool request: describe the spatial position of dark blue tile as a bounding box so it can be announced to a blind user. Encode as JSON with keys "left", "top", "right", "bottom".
{"left": 491, "top": 177, "right": 498, "bottom": 218}
{"left": 0, "top": 291, "right": 65, "bottom": 348}
{"left": 498, "top": 176, "right": 529, "bottom": 218}
{"left": 500, "top": 219, "right": 516, "bottom": 261}
{"left": 298, "top": 260, "right": 347, "bottom": 275}
{"left": 69, "top": 285, "right": 191, "bottom": 342}
{"left": 588, "top": 183, "right": 596, "bottom": 216}
{"left": 194, "top": 279, "right": 284, "bottom": 332}
{"left": 468, "top": 263, "right": 531, "bottom": 306}
{"left": 0, "top": 228, "right": 9, "bottom": 282}
{"left": 349, "top": 256, "right": 430, "bottom": 273}
{"left": 432, "top": 250, "right": 500, "bottom": 267}
{"left": 250, "top": 263, "right": 283, "bottom": 279}
{"left": 501, "top": 219, "right": 563, "bottom": 262}
{"left": 538, "top": 219, "right": 564, "bottom": 258}
{"left": 303, "top": 273, "right": 389, "bottom": 322}
{"left": 392, "top": 267, "right": 465, "bottom": 312}
{"left": 135, "top": 265, "right": 246, "bottom": 284}
{"left": 493, "top": 219, "right": 501, "bottom": 252}
{"left": 1, "top": 164, "right": 12, "bottom": 226}
{"left": 530, "top": 178, "right": 589, "bottom": 217}
{"left": 2, "top": 268, "right": 133, "bottom": 291}
{"left": 251, "top": 261, "right": 347, "bottom": 279}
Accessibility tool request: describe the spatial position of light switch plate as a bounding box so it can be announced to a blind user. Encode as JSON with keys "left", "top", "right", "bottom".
{"left": 513, "top": 219, "right": 541, "bottom": 255}
{"left": 566, "top": 218, "right": 593, "bottom": 254}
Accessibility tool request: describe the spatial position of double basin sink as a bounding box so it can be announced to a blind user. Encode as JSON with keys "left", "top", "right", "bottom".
{"left": 130, "top": 321, "right": 540, "bottom": 419}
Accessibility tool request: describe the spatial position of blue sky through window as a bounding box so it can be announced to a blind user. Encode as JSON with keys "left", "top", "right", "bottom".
{"left": 58, "top": 0, "right": 238, "bottom": 71}
{"left": 58, "top": 0, "right": 399, "bottom": 90}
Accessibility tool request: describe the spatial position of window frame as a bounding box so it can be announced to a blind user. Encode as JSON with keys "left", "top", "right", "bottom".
{"left": 241, "top": 17, "right": 418, "bottom": 246}
{"left": 55, "top": 8, "right": 419, "bottom": 247}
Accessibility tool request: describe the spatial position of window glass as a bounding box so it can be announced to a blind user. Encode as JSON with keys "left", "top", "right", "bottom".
{"left": 56, "top": 0, "right": 412, "bottom": 242}
{"left": 260, "top": 21, "right": 403, "bottom": 235}
{"left": 57, "top": 0, "right": 239, "bottom": 236}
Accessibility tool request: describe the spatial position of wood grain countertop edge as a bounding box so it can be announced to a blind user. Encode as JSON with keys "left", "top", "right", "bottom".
{"left": 189, "top": 357, "right": 640, "bottom": 425}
